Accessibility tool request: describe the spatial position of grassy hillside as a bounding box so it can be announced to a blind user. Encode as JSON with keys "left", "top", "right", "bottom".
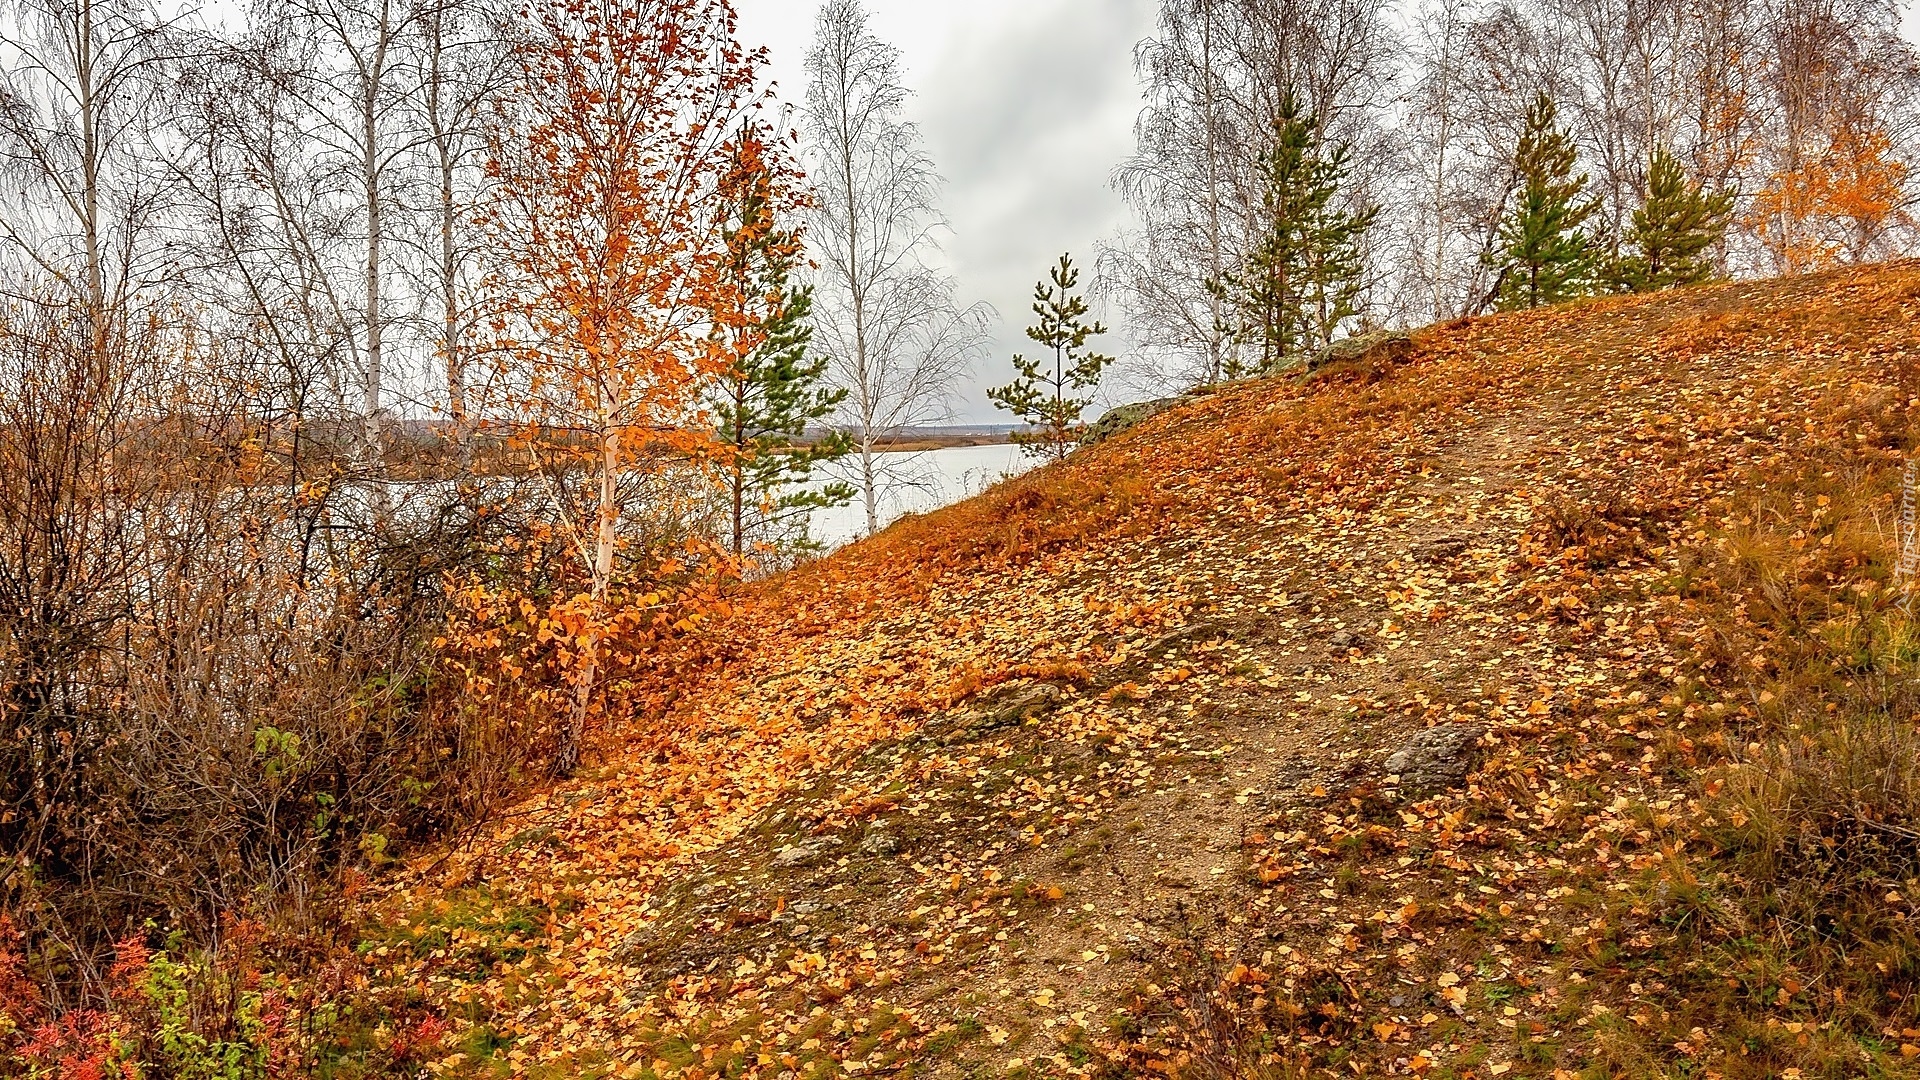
{"left": 373, "top": 264, "right": 1920, "bottom": 1080}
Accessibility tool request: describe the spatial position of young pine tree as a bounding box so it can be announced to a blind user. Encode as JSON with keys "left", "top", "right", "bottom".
{"left": 711, "top": 134, "right": 853, "bottom": 562}
{"left": 1612, "top": 149, "right": 1735, "bottom": 292}
{"left": 1490, "top": 93, "right": 1600, "bottom": 311}
{"left": 1220, "top": 94, "right": 1376, "bottom": 375}
{"left": 1301, "top": 166, "right": 1379, "bottom": 352}
{"left": 988, "top": 254, "right": 1113, "bottom": 462}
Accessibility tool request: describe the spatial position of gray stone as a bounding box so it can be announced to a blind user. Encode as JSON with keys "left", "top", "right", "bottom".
{"left": 774, "top": 843, "right": 822, "bottom": 868}
{"left": 1081, "top": 398, "right": 1181, "bottom": 445}
{"left": 980, "top": 683, "right": 1063, "bottom": 726}
{"left": 858, "top": 828, "right": 900, "bottom": 857}
{"left": 1142, "top": 622, "right": 1228, "bottom": 657}
{"left": 614, "top": 927, "right": 654, "bottom": 964}
{"left": 1416, "top": 536, "right": 1469, "bottom": 563}
{"left": 1384, "top": 724, "right": 1488, "bottom": 796}
{"left": 1327, "top": 628, "right": 1369, "bottom": 654}
{"left": 1306, "top": 330, "right": 1416, "bottom": 373}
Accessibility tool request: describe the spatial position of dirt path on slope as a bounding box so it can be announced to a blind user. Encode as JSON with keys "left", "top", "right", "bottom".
{"left": 382, "top": 268, "right": 1916, "bottom": 1080}
{"left": 557, "top": 290, "right": 1780, "bottom": 1074}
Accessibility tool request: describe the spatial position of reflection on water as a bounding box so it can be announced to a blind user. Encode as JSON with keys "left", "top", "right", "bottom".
{"left": 807, "top": 443, "right": 1036, "bottom": 550}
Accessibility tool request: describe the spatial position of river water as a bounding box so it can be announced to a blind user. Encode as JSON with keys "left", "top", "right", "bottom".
{"left": 807, "top": 443, "right": 1037, "bottom": 550}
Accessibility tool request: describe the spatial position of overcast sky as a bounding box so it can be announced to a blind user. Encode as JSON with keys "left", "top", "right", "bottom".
{"left": 734, "top": 0, "right": 1157, "bottom": 423}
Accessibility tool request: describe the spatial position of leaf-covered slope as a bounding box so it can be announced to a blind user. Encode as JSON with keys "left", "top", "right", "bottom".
{"left": 386, "top": 264, "right": 1920, "bottom": 1080}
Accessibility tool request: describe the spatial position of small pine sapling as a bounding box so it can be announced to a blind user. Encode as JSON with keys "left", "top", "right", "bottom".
{"left": 988, "top": 254, "right": 1113, "bottom": 461}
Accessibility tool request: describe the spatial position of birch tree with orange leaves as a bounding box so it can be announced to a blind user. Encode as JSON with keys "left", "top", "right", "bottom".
{"left": 1745, "top": 0, "right": 1915, "bottom": 273}
{"left": 489, "top": 0, "right": 764, "bottom": 773}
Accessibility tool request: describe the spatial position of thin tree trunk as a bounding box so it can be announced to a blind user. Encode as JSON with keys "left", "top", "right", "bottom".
{"left": 434, "top": 40, "right": 468, "bottom": 463}
{"left": 443, "top": 155, "right": 465, "bottom": 457}
{"left": 1201, "top": 0, "right": 1227, "bottom": 383}
{"left": 424, "top": 7, "right": 486, "bottom": 469}
{"left": 563, "top": 422, "right": 622, "bottom": 775}
{"left": 860, "top": 439, "right": 879, "bottom": 535}
{"left": 839, "top": 88, "right": 878, "bottom": 535}
{"left": 1430, "top": 2, "right": 1454, "bottom": 321}
{"left": 1053, "top": 341, "right": 1066, "bottom": 461}
{"left": 731, "top": 379, "right": 748, "bottom": 556}
{"left": 78, "top": 0, "right": 107, "bottom": 360}
{"left": 732, "top": 473, "right": 745, "bottom": 557}
{"left": 364, "top": 100, "right": 384, "bottom": 466}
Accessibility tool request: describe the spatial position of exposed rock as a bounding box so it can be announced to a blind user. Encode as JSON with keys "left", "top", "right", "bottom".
{"left": 978, "top": 683, "right": 1063, "bottom": 726}
{"left": 1327, "top": 628, "right": 1370, "bottom": 654}
{"left": 858, "top": 827, "right": 900, "bottom": 858}
{"left": 1384, "top": 724, "right": 1487, "bottom": 796}
{"left": 935, "top": 682, "right": 1065, "bottom": 745}
{"left": 773, "top": 842, "right": 822, "bottom": 868}
{"left": 614, "top": 927, "right": 654, "bottom": 964}
{"left": 1141, "top": 622, "right": 1228, "bottom": 657}
{"left": 1305, "top": 330, "right": 1416, "bottom": 376}
{"left": 1416, "top": 535, "right": 1469, "bottom": 563}
{"left": 1081, "top": 398, "right": 1181, "bottom": 444}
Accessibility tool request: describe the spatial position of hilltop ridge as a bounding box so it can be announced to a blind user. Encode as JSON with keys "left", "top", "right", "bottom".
{"left": 379, "top": 264, "right": 1920, "bottom": 1080}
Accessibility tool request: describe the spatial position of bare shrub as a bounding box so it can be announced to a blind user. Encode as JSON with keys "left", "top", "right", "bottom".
{"left": 0, "top": 297, "right": 543, "bottom": 1009}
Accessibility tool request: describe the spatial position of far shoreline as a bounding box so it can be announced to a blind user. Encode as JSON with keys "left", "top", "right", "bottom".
{"left": 862, "top": 434, "right": 1013, "bottom": 453}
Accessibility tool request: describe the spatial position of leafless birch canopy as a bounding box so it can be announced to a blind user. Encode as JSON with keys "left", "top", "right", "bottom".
{"left": 1106, "top": 0, "right": 1920, "bottom": 388}
{"left": 802, "top": 0, "right": 994, "bottom": 536}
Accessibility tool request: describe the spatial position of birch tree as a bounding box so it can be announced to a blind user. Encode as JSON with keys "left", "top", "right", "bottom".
{"left": 0, "top": 0, "right": 169, "bottom": 350}
{"left": 802, "top": 0, "right": 990, "bottom": 536}
{"left": 273, "top": 0, "right": 426, "bottom": 469}
{"left": 1402, "top": 0, "right": 1474, "bottom": 320}
{"left": 490, "top": 0, "right": 761, "bottom": 774}
{"left": 1107, "top": 0, "right": 1239, "bottom": 385}
{"left": 1110, "top": 0, "right": 1400, "bottom": 386}
{"left": 404, "top": 0, "right": 513, "bottom": 452}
